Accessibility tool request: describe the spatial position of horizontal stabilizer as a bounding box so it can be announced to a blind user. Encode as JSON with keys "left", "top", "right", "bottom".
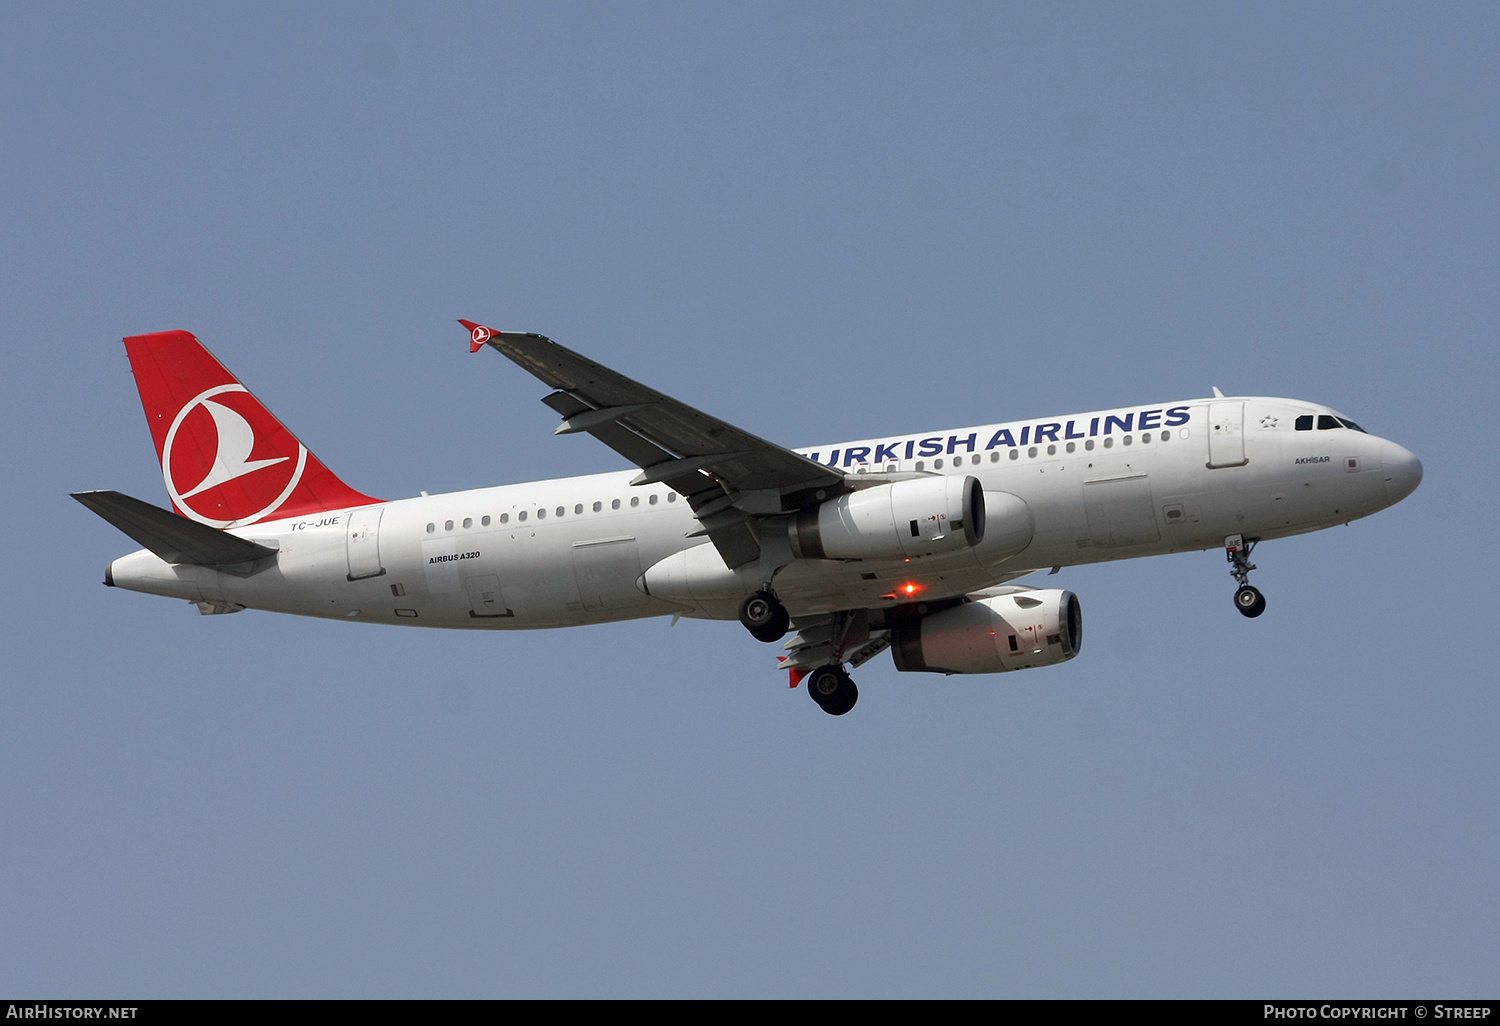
{"left": 72, "top": 490, "right": 278, "bottom": 567}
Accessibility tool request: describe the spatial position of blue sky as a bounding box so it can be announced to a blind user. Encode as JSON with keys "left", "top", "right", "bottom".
{"left": 3, "top": 2, "right": 1496, "bottom": 997}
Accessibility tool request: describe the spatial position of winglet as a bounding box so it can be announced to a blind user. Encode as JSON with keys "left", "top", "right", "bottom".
{"left": 459, "top": 319, "right": 497, "bottom": 354}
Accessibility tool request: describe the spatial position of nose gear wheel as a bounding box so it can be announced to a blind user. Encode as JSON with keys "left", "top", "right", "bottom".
{"left": 1234, "top": 585, "right": 1266, "bottom": 617}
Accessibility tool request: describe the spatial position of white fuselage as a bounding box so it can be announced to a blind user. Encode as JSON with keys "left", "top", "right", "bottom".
{"left": 106, "top": 396, "right": 1421, "bottom": 627}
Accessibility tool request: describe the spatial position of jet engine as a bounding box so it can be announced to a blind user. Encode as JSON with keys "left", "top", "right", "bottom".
{"left": 789, "top": 475, "right": 985, "bottom": 560}
{"left": 890, "top": 589, "right": 1082, "bottom": 674}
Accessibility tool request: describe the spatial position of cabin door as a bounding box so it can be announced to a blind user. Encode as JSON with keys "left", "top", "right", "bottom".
{"left": 345, "top": 507, "right": 385, "bottom": 580}
{"left": 1207, "top": 402, "right": 1248, "bottom": 468}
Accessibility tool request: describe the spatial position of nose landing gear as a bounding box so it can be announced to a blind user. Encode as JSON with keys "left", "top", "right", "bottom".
{"left": 1226, "top": 535, "right": 1266, "bottom": 618}
{"left": 1234, "top": 584, "right": 1266, "bottom": 617}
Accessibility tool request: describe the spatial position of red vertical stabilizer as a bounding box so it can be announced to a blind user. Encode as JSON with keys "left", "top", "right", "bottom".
{"left": 125, "top": 330, "right": 381, "bottom": 527}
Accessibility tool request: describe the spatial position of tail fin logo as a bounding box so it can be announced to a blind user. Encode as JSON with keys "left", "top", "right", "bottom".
{"left": 162, "top": 384, "right": 309, "bottom": 527}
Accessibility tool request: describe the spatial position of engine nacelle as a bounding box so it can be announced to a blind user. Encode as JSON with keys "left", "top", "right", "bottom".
{"left": 891, "top": 589, "right": 1082, "bottom": 674}
{"left": 790, "top": 475, "right": 985, "bottom": 560}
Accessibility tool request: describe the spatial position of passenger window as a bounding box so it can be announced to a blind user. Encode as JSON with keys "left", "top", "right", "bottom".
{"left": 1085, "top": 439, "right": 1095, "bottom": 451}
{"left": 426, "top": 523, "right": 434, "bottom": 534}
{"left": 1027, "top": 447, "right": 1037, "bottom": 458}
{"left": 611, "top": 499, "right": 621, "bottom": 510}
{"left": 990, "top": 452, "right": 1000, "bottom": 462}
{"left": 630, "top": 496, "right": 640, "bottom": 507}
{"left": 518, "top": 511, "right": 527, "bottom": 522}
{"left": 935, "top": 458, "right": 944, "bottom": 469}
{"left": 463, "top": 518, "right": 472, "bottom": 529}
{"left": 1066, "top": 442, "right": 1076, "bottom": 453}
{"left": 593, "top": 501, "right": 602, "bottom": 512}
{"left": 537, "top": 508, "right": 546, "bottom": 520}
{"left": 499, "top": 513, "right": 509, "bottom": 524}
{"left": 575, "top": 504, "right": 583, "bottom": 515}
{"left": 1103, "top": 438, "right": 1113, "bottom": 449}
{"left": 1008, "top": 450, "right": 1018, "bottom": 461}
{"left": 915, "top": 461, "right": 925, "bottom": 471}
{"left": 649, "top": 494, "right": 659, "bottom": 505}
{"left": 481, "top": 515, "right": 491, "bottom": 527}
{"left": 667, "top": 492, "right": 677, "bottom": 502}
{"left": 1046, "top": 444, "right": 1056, "bottom": 455}
{"left": 1141, "top": 432, "right": 1152, "bottom": 443}
{"left": 556, "top": 506, "right": 564, "bottom": 517}
{"left": 1123, "top": 435, "right": 1132, "bottom": 446}
{"left": 444, "top": 520, "right": 454, "bottom": 531}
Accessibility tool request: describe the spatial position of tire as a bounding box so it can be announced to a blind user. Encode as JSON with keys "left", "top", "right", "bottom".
{"left": 806, "top": 666, "right": 858, "bottom": 716}
{"left": 739, "top": 591, "right": 789, "bottom": 642}
{"left": 1234, "top": 585, "right": 1266, "bottom": 618}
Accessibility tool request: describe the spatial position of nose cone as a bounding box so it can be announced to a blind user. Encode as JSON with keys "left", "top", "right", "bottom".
{"left": 1382, "top": 441, "right": 1423, "bottom": 504}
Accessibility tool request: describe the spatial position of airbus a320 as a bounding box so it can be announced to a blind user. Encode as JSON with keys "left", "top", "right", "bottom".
{"left": 75, "top": 323, "right": 1422, "bottom": 715}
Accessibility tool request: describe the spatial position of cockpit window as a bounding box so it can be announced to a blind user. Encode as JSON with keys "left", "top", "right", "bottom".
{"left": 1301, "top": 412, "right": 1366, "bottom": 432}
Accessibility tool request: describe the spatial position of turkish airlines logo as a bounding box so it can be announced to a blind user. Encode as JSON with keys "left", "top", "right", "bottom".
{"left": 469, "top": 324, "right": 494, "bottom": 352}
{"left": 162, "top": 384, "right": 308, "bottom": 527}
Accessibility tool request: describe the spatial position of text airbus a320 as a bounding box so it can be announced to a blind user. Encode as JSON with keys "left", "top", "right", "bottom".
{"left": 75, "top": 322, "right": 1422, "bottom": 715}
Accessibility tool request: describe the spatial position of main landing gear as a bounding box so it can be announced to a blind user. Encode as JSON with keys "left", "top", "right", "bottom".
{"left": 738, "top": 590, "right": 790, "bottom": 642}
{"left": 806, "top": 665, "right": 858, "bottom": 716}
{"left": 1226, "top": 534, "right": 1266, "bottom": 618}
{"left": 741, "top": 595, "right": 860, "bottom": 716}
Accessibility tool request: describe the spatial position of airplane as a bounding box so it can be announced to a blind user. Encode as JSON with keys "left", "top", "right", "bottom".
{"left": 75, "top": 323, "right": 1423, "bottom": 715}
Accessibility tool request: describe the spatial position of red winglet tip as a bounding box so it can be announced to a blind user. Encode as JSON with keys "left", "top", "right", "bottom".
{"left": 459, "top": 319, "right": 495, "bottom": 353}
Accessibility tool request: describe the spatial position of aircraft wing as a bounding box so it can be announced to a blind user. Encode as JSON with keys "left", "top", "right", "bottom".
{"left": 464, "top": 321, "right": 846, "bottom": 569}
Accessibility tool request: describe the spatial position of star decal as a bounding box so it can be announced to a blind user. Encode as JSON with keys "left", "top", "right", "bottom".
{"left": 1260, "top": 415, "right": 1279, "bottom": 429}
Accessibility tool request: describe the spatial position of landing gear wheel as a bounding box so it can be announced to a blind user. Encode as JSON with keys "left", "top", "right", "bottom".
{"left": 739, "top": 591, "right": 789, "bottom": 642}
{"left": 806, "top": 665, "right": 858, "bottom": 716}
{"left": 1225, "top": 535, "right": 1265, "bottom": 619}
{"left": 1234, "top": 585, "right": 1266, "bottom": 618}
